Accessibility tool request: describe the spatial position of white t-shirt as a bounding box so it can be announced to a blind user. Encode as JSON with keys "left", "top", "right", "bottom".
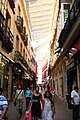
{"left": 71, "top": 90, "right": 80, "bottom": 105}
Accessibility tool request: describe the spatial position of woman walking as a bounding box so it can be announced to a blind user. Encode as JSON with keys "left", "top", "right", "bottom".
{"left": 25, "top": 86, "right": 32, "bottom": 110}
{"left": 42, "top": 90, "right": 55, "bottom": 120}
{"left": 14, "top": 84, "right": 24, "bottom": 119}
{"left": 31, "top": 85, "right": 43, "bottom": 120}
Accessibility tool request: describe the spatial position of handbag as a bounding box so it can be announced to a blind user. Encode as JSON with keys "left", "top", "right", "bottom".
{"left": 25, "top": 109, "right": 32, "bottom": 120}
{"left": 14, "top": 90, "right": 22, "bottom": 106}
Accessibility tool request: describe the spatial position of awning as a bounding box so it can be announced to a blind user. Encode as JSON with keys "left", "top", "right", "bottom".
{"left": 0, "top": 51, "right": 14, "bottom": 63}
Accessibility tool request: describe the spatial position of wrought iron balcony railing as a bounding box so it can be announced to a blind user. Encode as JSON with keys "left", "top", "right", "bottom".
{"left": 2, "top": 25, "right": 14, "bottom": 53}
{"left": 0, "top": 19, "right": 5, "bottom": 38}
{"left": 58, "top": 0, "right": 80, "bottom": 48}
{"left": 0, "top": 17, "right": 14, "bottom": 53}
{"left": 23, "top": 27, "right": 26, "bottom": 35}
{"left": 16, "top": 16, "right": 23, "bottom": 33}
{"left": 14, "top": 51, "right": 27, "bottom": 67}
{"left": 14, "top": 51, "right": 36, "bottom": 76}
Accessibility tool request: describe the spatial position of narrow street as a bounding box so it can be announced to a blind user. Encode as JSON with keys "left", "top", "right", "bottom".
{"left": 7, "top": 96, "right": 73, "bottom": 120}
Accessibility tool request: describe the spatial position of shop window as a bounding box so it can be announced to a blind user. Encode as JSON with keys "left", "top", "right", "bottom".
{"left": 0, "top": 53, "right": 9, "bottom": 97}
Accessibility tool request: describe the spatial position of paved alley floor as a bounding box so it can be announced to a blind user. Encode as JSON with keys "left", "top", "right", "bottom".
{"left": 54, "top": 96, "right": 72, "bottom": 120}
{"left": 7, "top": 96, "right": 77, "bottom": 120}
{"left": 7, "top": 100, "right": 26, "bottom": 120}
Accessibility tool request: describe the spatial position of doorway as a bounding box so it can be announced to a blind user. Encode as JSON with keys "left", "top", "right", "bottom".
{"left": 67, "top": 66, "right": 77, "bottom": 95}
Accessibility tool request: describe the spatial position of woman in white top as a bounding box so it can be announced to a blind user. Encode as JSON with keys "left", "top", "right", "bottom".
{"left": 42, "top": 91, "right": 55, "bottom": 120}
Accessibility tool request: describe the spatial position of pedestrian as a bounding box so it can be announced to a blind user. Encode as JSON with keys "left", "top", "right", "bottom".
{"left": 71, "top": 86, "right": 80, "bottom": 120}
{"left": 25, "top": 86, "right": 32, "bottom": 110}
{"left": 0, "top": 88, "right": 8, "bottom": 120}
{"left": 14, "top": 84, "right": 25, "bottom": 119}
{"left": 31, "top": 85, "right": 43, "bottom": 120}
{"left": 42, "top": 90, "right": 55, "bottom": 120}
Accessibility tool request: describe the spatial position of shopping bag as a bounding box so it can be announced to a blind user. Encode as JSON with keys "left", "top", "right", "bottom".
{"left": 25, "top": 110, "right": 32, "bottom": 120}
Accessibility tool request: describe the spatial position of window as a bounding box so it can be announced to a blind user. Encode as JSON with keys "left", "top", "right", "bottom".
{"left": 0, "top": 0, "right": 7, "bottom": 18}
{"left": 18, "top": 5, "right": 21, "bottom": 16}
{"left": 23, "top": 49, "right": 25, "bottom": 59}
{"left": 20, "top": 43, "right": 22, "bottom": 54}
{"left": 16, "top": 35, "right": 19, "bottom": 51}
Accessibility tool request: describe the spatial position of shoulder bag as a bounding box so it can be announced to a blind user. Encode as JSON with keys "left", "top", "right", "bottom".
{"left": 14, "top": 90, "right": 22, "bottom": 106}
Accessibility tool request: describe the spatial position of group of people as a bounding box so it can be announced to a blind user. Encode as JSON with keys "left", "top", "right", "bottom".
{"left": 0, "top": 83, "right": 80, "bottom": 120}
{"left": 13, "top": 84, "right": 55, "bottom": 120}
{"left": 25, "top": 85, "right": 55, "bottom": 120}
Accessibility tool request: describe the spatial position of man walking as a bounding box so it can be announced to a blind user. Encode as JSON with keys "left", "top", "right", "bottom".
{"left": 0, "top": 88, "right": 8, "bottom": 120}
{"left": 71, "top": 86, "right": 80, "bottom": 120}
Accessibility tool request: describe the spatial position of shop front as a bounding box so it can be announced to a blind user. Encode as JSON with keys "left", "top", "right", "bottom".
{"left": 0, "top": 53, "right": 9, "bottom": 97}
{"left": 12, "top": 63, "right": 23, "bottom": 97}
{"left": 66, "top": 58, "right": 77, "bottom": 95}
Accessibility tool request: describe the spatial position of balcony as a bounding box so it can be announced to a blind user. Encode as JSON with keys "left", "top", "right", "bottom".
{"left": 58, "top": 0, "right": 80, "bottom": 56}
{"left": 14, "top": 51, "right": 27, "bottom": 67}
{"left": 0, "top": 19, "right": 5, "bottom": 40}
{"left": 2, "top": 26, "right": 14, "bottom": 53}
{"left": 16, "top": 16, "right": 23, "bottom": 33}
{"left": 0, "top": 17, "right": 14, "bottom": 53}
{"left": 21, "top": 27, "right": 26, "bottom": 41}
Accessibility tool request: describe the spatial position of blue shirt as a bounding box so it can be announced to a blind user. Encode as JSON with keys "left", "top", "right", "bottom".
{"left": 0, "top": 95, "right": 8, "bottom": 115}
{"left": 25, "top": 90, "right": 32, "bottom": 98}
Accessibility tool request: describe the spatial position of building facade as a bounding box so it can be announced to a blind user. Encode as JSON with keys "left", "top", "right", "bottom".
{"left": 0, "top": 0, "right": 36, "bottom": 100}
{"left": 50, "top": 0, "right": 80, "bottom": 101}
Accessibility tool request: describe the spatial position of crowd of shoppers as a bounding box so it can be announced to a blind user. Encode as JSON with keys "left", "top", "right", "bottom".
{"left": 0, "top": 84, "right": 55, "bottom": 120}
{"left": 1, "top": 83, "right": 80, "bottom": 120}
